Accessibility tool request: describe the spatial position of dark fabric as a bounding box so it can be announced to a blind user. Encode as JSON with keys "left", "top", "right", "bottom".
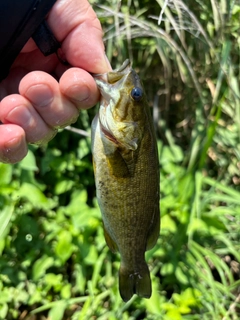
{"left": 0, "top": 0, "right": 58, "bottom": 81}
{"left": 32, "top": 20, "right": 60, "bottom": 56}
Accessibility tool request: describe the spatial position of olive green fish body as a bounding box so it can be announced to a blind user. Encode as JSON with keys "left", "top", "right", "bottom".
{"left": 91, "top": 60, "right": 160, "bottom": 301}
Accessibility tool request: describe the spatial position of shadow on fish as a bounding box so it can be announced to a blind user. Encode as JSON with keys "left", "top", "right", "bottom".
{"left": 91, "top": 60, "right": 160, "bottom": 302}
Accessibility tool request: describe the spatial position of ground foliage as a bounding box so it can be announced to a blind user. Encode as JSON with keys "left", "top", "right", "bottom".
{"left": 0, "top": 0, "right": 240, "bottom": 319}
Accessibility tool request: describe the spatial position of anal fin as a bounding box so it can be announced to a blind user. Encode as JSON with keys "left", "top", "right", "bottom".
{"left": 146, "top": 203, "right": 160, "bottom": 251}
{"left": 103, "top": 223, "right": 118, "bottom": 253}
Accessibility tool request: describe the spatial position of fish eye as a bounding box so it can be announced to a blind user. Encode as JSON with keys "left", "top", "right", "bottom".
{"left": 131, "top": 87, "right": 143, "bottom": 101}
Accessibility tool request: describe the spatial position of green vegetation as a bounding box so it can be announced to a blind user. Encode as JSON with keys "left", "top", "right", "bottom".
{"left": 0, "top": 0, "right": 239, "bottom": 319}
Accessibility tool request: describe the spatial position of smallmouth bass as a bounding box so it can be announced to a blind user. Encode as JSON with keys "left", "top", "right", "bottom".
{"left": 91, "top": 60, "right": 160, "bottom": 301}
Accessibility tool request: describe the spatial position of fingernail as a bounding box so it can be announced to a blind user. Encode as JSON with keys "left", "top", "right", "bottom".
{"left": 5, "top": 106, "right": 35, "bottom": 128}
{"left": 25, "top": 84, "right": 54, "bottom": 107}
{"left": 3, "top": 136, "right": 28, "bottom": 164}
{"left": 5, "top": 136, "right": 22, "bottom": 149}
{"left": 68, "top": 85, "right": 90, "bottom": 102}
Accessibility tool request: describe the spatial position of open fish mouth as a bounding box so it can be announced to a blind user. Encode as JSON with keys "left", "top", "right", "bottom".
{"left": 93, "top": 59, "right": 132, "bottom": 104}
{"left": 93, "top": 61, "right": 131, "bottom": 102}
{"left": 93, "top": 60, "right": 140, "bottom": 151}
{"left": 92, "top": 59, "right": 131, "bottom": 79}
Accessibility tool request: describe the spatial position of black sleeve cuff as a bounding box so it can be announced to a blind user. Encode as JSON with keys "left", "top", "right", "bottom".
{"left": 0, "top": 0, "right": 59, "bottom": 82}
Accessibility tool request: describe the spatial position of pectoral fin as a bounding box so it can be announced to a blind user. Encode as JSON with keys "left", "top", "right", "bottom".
{"left": 101, "top": 123, "right": 138, "bottom": 177}
{"left": 107, "top": 150, "right": 130, "bottom": 178}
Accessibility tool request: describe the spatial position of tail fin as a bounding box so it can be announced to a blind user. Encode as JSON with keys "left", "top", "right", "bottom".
{"left": 119, "top": 263, "right": 152, "bottom": 302}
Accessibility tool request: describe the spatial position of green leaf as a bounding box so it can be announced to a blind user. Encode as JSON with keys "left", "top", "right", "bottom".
{"left": 27, "top": 282, "right": 42, "bottom": 305}
{"left": 0, "top": 303, "right": 8, "bottom": 319}
{"left": 0, "top": 163, "right": 12, "bottom": 184}
{"left": 145, "top": 280, "right": 163, "bottom": 314}
{"left": 164, "top": 308, "right": 183, "bottom": 320}
{"left": 175, "top": 265, "right": 189, "bottom": 285}
{"left": 16, "top": 183, "right": 56, "bottom": 209}
{"left": 187, "top": 218, "right": 209, "bottom": 235}
{"left": 19, "top": 150, "right": 38, "bottom": 171}
{"left": 45, "top": 273, "right": 63, "bottom": 291}
{"left": 54, "top": 180, "right": 74, "bottom": 195}
{"left": 0, "top": 204, "right": 14, "bottom": 239}
{"left": 48, "top": 301, "right": 67, "bottom": 320}
{"left": 32, "top": 255, "right": 55, "bottom": 281}
{"left": 161, "top": 263, "right": 174, "bottom": 276}
{"left": 55, "top": 230, "right": 74, "bottom": 263}
{"left": 77, "top": 138, "right": 91, "bottom": 159}
{"left": 161, "top": 215, "right": 177, "bottom": 233}
{"left": 173, "top": 288, "right": 202, "bottom": 312}
{"left": 0, "top": 290, "right": 10, "bottom": 304}
{"left": 61, "top": 284, "right": 71, "bottom": 299}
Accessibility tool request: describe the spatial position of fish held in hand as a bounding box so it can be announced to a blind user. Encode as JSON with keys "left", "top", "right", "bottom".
{"left": 91, "top": 60, "right": 160, "bottom": 302}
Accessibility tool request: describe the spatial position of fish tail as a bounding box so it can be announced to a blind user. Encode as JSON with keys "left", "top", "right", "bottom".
{"left": 119, "top": 262, "right": 152, "bottom": 302}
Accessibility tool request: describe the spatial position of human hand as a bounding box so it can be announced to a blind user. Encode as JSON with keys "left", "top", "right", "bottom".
{"left": 0, "top": 0, "right": 111, "bottom": 163}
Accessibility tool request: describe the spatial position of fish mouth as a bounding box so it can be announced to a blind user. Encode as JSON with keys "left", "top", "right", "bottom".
{"left": 93, "top": 60, "right": 132, "bottom": 144}
{"left": 93, "top": 59, "right": 132, "bottom": 103}
{"left": 95, "top": 77, "right": 114, "bottom": 106}
{"left": 92, "top": 59, "right": 131, "bottom": 79}
{"left": 94, "top": 76, "right": 118, "bottom": 143}
{"left": 93, "top": 60, "right": 138, "bottom": 150}
{"left": 94, "top": 74, "right": 120, "bottom": 145}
